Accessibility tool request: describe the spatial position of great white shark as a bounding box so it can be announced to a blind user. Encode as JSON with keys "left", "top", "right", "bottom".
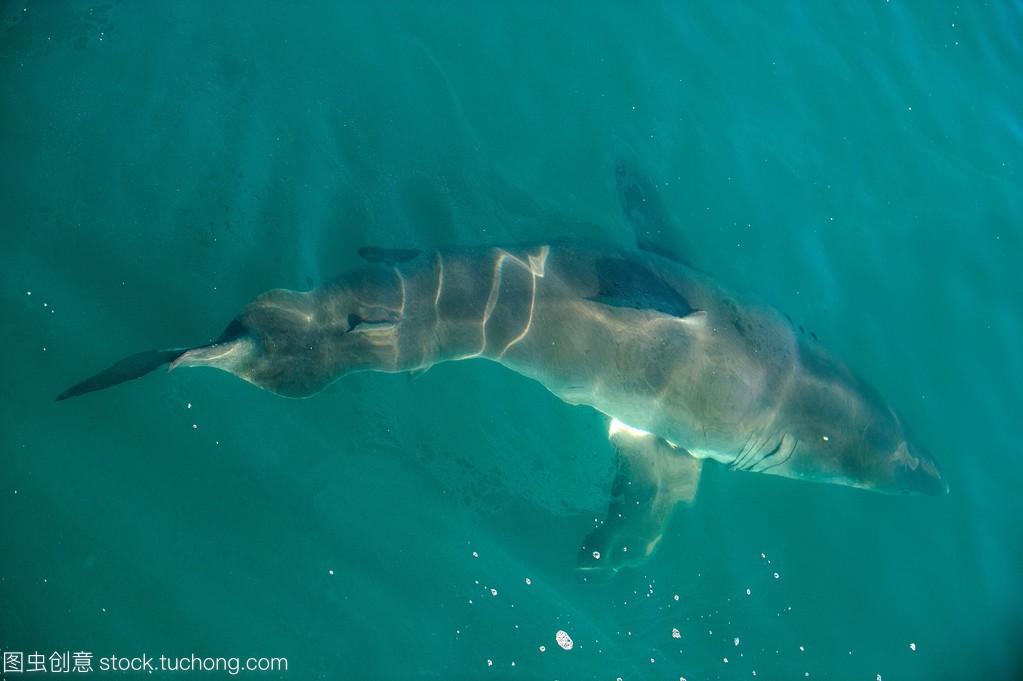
{"left": 57, "top": 162, "right": 946, "bottom": 578}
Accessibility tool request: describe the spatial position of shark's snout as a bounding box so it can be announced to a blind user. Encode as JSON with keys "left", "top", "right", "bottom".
{"left": 887, "top": 441, "right": 948, "bottom": 496}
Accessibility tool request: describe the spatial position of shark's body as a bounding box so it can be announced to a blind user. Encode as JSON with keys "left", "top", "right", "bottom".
{"left": 58, "top": 168, "right": 946, "bottom": 578}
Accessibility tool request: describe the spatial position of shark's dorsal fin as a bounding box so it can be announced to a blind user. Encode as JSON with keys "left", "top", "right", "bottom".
{"left": 576, "top": 419, "right": 701, "bottom": 581}
{"left": 357, "top": 247, "right": 421, "bottom": 266}
{"left": 615, "top": 156, "right": 691, "bottom": 267}
{"left": 680, "top": 310, "right": 707, "bottom": 327}
{"left": 588, "top": 256, "right": 695, "bottom": 318}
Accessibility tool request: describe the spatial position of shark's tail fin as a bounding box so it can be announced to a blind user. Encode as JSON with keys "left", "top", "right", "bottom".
{"left": 576, "top": 419, "right": 701, "bottom": 581}
{"left": 56, "top": 348, "right": 188, "bottom": 401}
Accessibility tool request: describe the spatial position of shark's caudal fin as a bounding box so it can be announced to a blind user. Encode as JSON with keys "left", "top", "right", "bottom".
{"left": 576, "top": 420, "right": 702, "bottom": 581}
{"left": 55, "top": 348, "right": 187, "bottom": 401}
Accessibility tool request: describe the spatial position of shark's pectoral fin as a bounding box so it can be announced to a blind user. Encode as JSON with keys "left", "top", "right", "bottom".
{"left": 614, "top": 154, "right": 692, "bottom": 267}
{"left": 576, "top": 420, "right": 701, "bottom": 581}
{"left": 56, "top": 348, "right": 188, "bottom": 401}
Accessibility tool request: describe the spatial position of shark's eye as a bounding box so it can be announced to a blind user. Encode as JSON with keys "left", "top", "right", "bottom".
{"left": 346, "top": 313, "right": 365, "bottom": 331}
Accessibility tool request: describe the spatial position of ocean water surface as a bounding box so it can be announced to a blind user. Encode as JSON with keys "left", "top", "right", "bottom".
{"left": 2, "top": 2, "right": 1021, "bottom": 679}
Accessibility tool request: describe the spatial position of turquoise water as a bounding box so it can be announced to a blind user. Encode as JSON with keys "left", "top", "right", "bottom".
{"left": 2, "top": 1, "right": 1021, "bottom": 679}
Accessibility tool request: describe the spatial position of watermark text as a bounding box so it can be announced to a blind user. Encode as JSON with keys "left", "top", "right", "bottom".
{"left": 2, "top": 650, "right": 287, "bottom": 675}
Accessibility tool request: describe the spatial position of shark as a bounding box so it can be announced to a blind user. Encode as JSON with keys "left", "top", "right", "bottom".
{"left": 57, "top": 161, "right": 946, "bottom": 579}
